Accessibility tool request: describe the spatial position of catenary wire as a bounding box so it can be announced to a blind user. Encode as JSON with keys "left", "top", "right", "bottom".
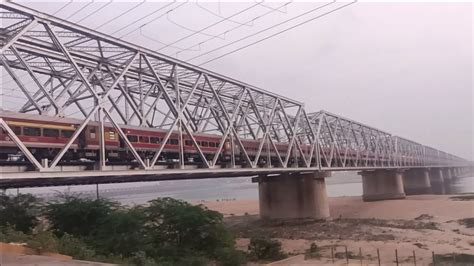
{"left": 117, "top": 2, "right": 188, "bottom": 39}
{"left": 157, "top": 3, "right": 261, "bottom": 51}
{"left": 176, "top": 1, "right": 291, "bottom": 57}
{"left": 197, "top": 1, "right": 356, "bottom": 65}
{"left": 94, "top": 1, "right": 146, "bottom": 30}
{"left": 75, "top": 1, "right": 113, "bottom": 24}
{"left": 186, "top": 1, "right": 335, "bottom": 62}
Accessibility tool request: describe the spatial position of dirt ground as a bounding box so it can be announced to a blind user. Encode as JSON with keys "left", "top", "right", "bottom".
{"left": 0, "top": 252, "right": 114, "bottom": 266}
{"left": 203, "top": 194, "right": 474, "bottom": 265}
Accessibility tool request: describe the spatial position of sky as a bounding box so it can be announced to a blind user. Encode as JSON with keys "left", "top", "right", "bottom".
{"left": 2, "top": 1, "right": 473, "bottom": 160}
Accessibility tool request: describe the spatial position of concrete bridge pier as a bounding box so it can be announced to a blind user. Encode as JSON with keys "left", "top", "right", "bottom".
{"left": 442, "top": 168, "right": 453, "bottom": 194}
{"left": 253, "top": 172, "right": 330, "bottom": 220}
{"left": 359, "top": 170, "right": 406, "bottom": 201}
{"left": 403, "top": 169, "right": 432, "bottom": 195}
{"left": 429, "top": 169, "right": 445, "bottom": 194}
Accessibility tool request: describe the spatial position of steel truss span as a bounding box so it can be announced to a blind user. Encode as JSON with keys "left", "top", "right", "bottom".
{"left": 0, "top": 2, "right": 469, "bottom": 188}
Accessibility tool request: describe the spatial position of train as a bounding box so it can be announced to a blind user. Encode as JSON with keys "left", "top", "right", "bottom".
{"left": 0, "top": 110, "right": 410, "bottom": 167}
{"left": 0, "top": 110, "right": 298, "bottom": 166}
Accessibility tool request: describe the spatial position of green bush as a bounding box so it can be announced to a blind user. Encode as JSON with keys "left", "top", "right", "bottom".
{"left": 0, "top": 225, "right": 30, "bottom": 243}
{"left": 26, "top": 230, "right": 58, "bottom": 253}
{"left": 0, "top": 193, "right": 42, "bottom": 233}
{"left": 92, "top": 206, "right": 149, "bottom": 257}
{"left": 145, "top": 197, "right": 234, "bottom": 260}
{"left": 215, "top": 247, "right": 248, "bottom": 266}
{"left": 248, "top": 235, "right": 286, "bottom": 261}
{"left": 57, "top": 233, "right": 96, "bottom": 261}
{"left": 44, "top": 194, "right": 118, "bottom": 237}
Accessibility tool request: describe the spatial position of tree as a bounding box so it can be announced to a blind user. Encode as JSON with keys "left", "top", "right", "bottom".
{"left": 44, "top": 194, "right": 117, "bottom": 238}
{"left": 0, "top": 193, "right": 42, "bottom": 233}
{"left": 92, "top": 206, "right": 149, "bottom": 257}
{"left": 145, "top": 197, "right": 234, "bottom": 260}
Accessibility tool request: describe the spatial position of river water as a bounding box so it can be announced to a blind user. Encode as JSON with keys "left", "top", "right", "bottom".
{"left": 7, "top": 172, "right": 474, "bottom": 205}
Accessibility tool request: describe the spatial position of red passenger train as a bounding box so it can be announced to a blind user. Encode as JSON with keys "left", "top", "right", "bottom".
{"left": 0, "top": 111, "right": 383, "bottom": 166}
{"left": 0, "top": 111, "right": 295, "bottom": 165}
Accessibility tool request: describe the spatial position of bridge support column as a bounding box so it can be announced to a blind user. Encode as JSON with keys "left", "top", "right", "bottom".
{"left": 442, "top": 168, "right": 453, "bottom": 194}
{"left": 429, "top": 169, "right": 445, "bottom": 194}
{"left": 253, "top": 172, "right": 330, "bottom": 220}
{"left": 403, "top": 169, "right": 432, "bottom": 195}
{"left": 359, "top": 170, "right": 405, "bottom": 201}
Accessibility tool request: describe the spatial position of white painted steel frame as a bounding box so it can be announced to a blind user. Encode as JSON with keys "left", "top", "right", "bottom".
{"left": 0, "top": 2, "right": 468, "bottom": 182}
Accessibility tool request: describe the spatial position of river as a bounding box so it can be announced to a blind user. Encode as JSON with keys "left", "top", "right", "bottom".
{"left": 6, "top": 172, "right": 474, "bottom": 205}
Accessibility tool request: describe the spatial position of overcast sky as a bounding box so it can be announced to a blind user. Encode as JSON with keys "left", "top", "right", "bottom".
{"left": 5, "top": 1, "right": 474, "bottom": 160}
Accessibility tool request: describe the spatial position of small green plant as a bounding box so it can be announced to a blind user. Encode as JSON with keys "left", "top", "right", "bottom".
{"left": 26, "top": 230, "right": 58, "bottom": 253}
{"left": 304, "top": 243, "right": 321, "bottom": 259}
{"left": 248, "top": 235, "right": 286, "bottom": 261}
{"left": 0, "top": 225, "right": 30, "bottom": 243}
{"left": 57, "top": 233, "right": 96, "bottom": 261}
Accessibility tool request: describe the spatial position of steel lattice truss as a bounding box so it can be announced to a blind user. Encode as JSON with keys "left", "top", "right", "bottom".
{"left": 0, "top": 2, "right": 468, "bottom": 180}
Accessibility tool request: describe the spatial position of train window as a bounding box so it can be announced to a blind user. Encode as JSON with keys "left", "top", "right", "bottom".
{"left": 23, "top": 127, "right": 41, "bottom": 136}
{"left": 150, "top": 137, "right": 160, "bottom": 144}
{"left": 61, "top": 130, "right": 74, "bottom": 138}
{"left": 89, "top": 128, "right": 96, "bottom": 139}
{"left": 184, "top": 140, "right": 193, "bottom": 146}
{"left": 209, "top": 142, "right": 216, "bottom": 148}
{"left": 43, "top": 128, "right": 59, "bottom": 137}
{"left": 109, "top": 131, "right": 116, "bottom": 140}
{"left": 127, "top": 135, "right": 138, "bottom": 142}
{"left": 170, "top": 139, "right": 178, "bottom": 145}
{"left": 139, "top": 136, "right": 150, "bottom": 143}
{"left": 12, "top": 126, "right": 21, "bottom": 135}
{"left": 201, "top": 141, "right": 209, "bottom": 147}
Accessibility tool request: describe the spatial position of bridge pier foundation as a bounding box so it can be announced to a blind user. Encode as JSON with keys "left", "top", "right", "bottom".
{"left": 253, "top": 172, "right": 330, "bottom": 220}
{"left": 429, "top": 169, "right": 445, "bottom": 194}
{"left": 442, "top": 168, "right": 453, "bottom": 194}
{"left": 359, "top": 170, "right": 405, "bottom": 201}
{"left": 403, "top": 169, "right": 432, "bottom": 195}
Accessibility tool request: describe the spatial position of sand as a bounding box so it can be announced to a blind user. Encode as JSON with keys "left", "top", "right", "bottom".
{"left": 202, "top": 195, "right": 474, "bottom": 265}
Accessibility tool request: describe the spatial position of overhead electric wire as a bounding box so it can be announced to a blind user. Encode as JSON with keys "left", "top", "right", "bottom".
{"left": 198, "top": 1, "right": 356, "bottom": 65}
{"left": 256, "top": 1, "right": 288, "bottom": 14}
{"left": 195, "top": 2, "right": 253, "bottom": 27}
{"left": 166, "top": 12, "right": 225, "bottom": 39}
{"left": 157, "top": 2, "right": 261, "bottom": 51}
{"left": 52, "top": 0, "right": 73, "bottom": 15}
{"left": 118, "top": 1, "right": 188, "bottom": 39}
{"left": 94, "top": 1, "right": 146, "bottom": 30}
{"left": 75, "top": 1, "right": 113, "bottom": 24}
{"left": 176, "top": 1, "right": 291, "bottom": 57}
{"left": 64, "top": 0, "right": 94, "bottom": 21}
{"left": 139, "top": 27, "right": 199, "bottom": 52}
{"left": 186, "top": 1, "right": 335, "bottom": 62}
{"left": 110, "top": 1, "right": 176, "bottom": 36}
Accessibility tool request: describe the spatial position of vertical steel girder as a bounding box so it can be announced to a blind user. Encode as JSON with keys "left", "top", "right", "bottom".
{"left": 0, "top": 2, "right": 468, "bottom": 174}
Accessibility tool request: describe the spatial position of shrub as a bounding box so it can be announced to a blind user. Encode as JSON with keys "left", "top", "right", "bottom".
{"left": 215, "top": 247, "right": 247, "bottom": 266}
{"left": 44, "top": 194, "right": 118, "bottom": 237}
{"left": 145, "top": 197, "right": 234, "bottom": 259}
{"left": 57, "top": 233, "right": 96, "bottom": 261}
{"left": 26, "top": 230, "right": 58, "bottom": 253}
{"left": 92, "top": 206, "right": 149, "bottom": 257}
{"left": 0, "top": 193, "right": 42, "bottom": 233}
{"left": 304, "top": 243, "right": 321, "bottom": 259}
{"left": 0, "top": 225, "right": 30, "bottom": 243}
{"left": 128, "top": 251, "right": 157, "bottom": 266}
{"left": 248, "top": 235, "right": 286, "bottom": 261}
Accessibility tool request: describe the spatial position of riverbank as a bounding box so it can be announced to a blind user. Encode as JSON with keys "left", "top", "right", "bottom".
{"left": 202, "top": 194, "right": 474, "bottom": 264}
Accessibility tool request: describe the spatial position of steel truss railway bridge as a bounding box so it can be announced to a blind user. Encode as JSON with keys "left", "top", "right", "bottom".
{"left": 0, "top": 2, "right": 471, "bottom": 219}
